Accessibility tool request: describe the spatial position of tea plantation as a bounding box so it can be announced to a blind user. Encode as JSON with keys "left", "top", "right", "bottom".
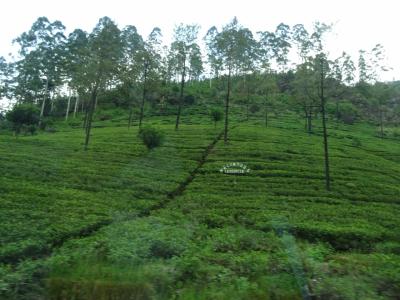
{"left": 1, "top": 113, "right": 400, "bottom": 299}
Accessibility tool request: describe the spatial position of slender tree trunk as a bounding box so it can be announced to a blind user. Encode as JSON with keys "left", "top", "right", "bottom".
{"left": 380, "top": 107, "right": 384, "bottom": 138}
{"left": 50, "top": 93, "right": 54, "bottom": 113}
{"left": 73, "top": 93, "right": 79, "bottom": 118}
{"left": 265, "top": 94, "right": 268, "bottom": 128}
{"left": 139, "top": 62, "right": 148, "bottom": 129}
{"left": 304, "top": 110, "right": 308, "bottom": 131}
{"left": 224, "top": 65, "right": 232, "bottom": 143}
{"left": 320, "top": 58, "right": 331, "bottom": 191}
{"left": 94, "top": 92, "right": 99, "bottom": 111}
{"left": 84, "top": 86, "right": 98, "bottom": 151}
{"left": 175, "top": 54, "right": 186, "bottom": 130}
{"left": 308, "top": 111, "right": 312, "bottom": 134}
{"left": 83, "top": 98, "right": 89, "bottom": 130}
{"left": 265, "top": 110, "right": 268, "bottom": 127}
{"left": 128, "top": 103, "right": 134, "bottom": 129}
{"left": 335, "top": 99, "right": 340, "bottom": 128}
{"left": 39, "top": 76, "right": 49, "bottom": 127}
{"left": 246, "top": 82, "right": 250, "bottom": 121}
{"left": 65, "top": 90, "right": 71, "bottom": 121}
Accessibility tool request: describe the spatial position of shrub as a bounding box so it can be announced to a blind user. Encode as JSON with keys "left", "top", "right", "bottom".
{"left": 338, "top": 102, "right": 359, "bottom": 125}
{"left": 249, "top": 103, "right": 260, "bottom": 114}
{"left": 210, "top": 109, "right": 223, "bottom": 128}
{"left": 184, "top": 94, "right": 195, "bottom": 105}
{"left": 139, "top": 127, "right": 164, "bottom": 150}
{"left": 6, "top": 104, "right": 39, "bottom": 135}
{"left": 39, "top": 117, "right": 54, "bottom": 130}
{"left": 99, "top": 114, "right": 112, "bottom": 121}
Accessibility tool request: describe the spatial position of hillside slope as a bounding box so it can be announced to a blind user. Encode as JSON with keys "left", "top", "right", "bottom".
{"left": 1, "top": 115, "right": 400, "bottom": 299}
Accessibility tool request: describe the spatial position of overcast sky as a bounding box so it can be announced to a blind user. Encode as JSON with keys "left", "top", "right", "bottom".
{"left": 0, "top": 0, "right": 399, "bottom": 81}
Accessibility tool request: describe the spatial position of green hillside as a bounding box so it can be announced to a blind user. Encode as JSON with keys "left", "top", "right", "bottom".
{"left": 1, "top": 113, "right": 400, "bottom": 299}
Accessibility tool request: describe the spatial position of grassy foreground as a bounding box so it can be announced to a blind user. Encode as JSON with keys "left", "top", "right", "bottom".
{"left": 1, "top": 113, "right": 400, "bottom": 299}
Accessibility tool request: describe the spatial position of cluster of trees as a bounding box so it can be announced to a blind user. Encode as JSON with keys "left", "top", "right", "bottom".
{"left": 1, "top": 16, "right": 399, "bottom": 189}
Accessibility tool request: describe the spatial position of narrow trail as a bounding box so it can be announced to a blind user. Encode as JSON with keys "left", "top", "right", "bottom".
{"left": 3, "top": 126, "right": 228, "bottom": 267}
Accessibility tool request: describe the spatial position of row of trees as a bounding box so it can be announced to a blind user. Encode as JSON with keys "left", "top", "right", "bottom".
{"left": 1, "top": 17, "right": 398, "bottom": 190}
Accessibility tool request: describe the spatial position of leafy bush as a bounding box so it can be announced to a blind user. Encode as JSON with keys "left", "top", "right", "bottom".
{"left": 210, "top": 109, "right": 223, "bottom": 128}
{"left": 184, "top": 94, "right": 195, "bottom": 105}
{"left": 139, "top": 127, "right": 164, "bottom": 150}
{"left": 338, "top": 101, "right": 359, "bottom": 125}
{"left": 6, "top": 104, "right": 39, "bottom": 135}
{"left": 39, "top": 117, "right": 55, "bottom": 130}
{"left": 249, "top": 103, "right": 260, "bottom": 114}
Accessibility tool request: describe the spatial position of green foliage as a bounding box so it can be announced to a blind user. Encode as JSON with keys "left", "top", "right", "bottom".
{"left": 338, "top": 101, "right": 360, "bottom": 124}
{"left": 6, "top": 104, "right": 39, "bottom": 135}
{"left": 139, "top": 126, "right": 165, "bottom": 150}
{"left": 210, "top": 109, "right": 223, "bottom": 127}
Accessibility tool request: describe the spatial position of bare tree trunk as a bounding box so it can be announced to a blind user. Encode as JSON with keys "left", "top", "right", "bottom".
{"left": 380, "top": 107, "right": 384, "bottom": 138}
{"left": 50, "top": 94, "right": 54, "bottom": 113}
{"left": 84, "top": 86, "right": 98, "bottom": 151}
{"left": 320, "top": 58, "right": 331, "bottom": 191}
{"left": 224, "top": 65, "right": 232, "bottom": 143}
{"left": 39, "top": 76, "right": 49, "bottom": 127}
{"left": 335, "top": 99, "right": 340, "bottom": 128}
{"left": 139, "top": 62, "right": 148, "bottom": 129}
{"left": 83, "top": 98, "right": 89, "bottom": 130}
{"left": 265, "top": 94, "right": 268, "bottom": 127}
{"left": 94, "top": 93, "right": 99, "bottom": 111}
{"left": 246, "top": 80, "right": 250, "bottom": 121}
{"left": 265, "top": 109, "right": 268, "bottom": 127}
{"left": 175, "top": 54, "right": 186, "bottom": 131}
{"left": 128, "top": 103, "right": 134, "bottom": 129}
{"left": 73, "top": 93, "right": 79, "bottom": 118}
{"left": 65, "top": 90, "right": 71, "bottom": 121}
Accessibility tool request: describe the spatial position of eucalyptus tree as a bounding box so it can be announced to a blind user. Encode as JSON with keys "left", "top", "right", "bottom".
{"left": 170, "top": 23, "right": 201, "bottom": 130}
{"left": 293, "top": 22, "right": 332, "bottom": 190}
{"left": 0, "top": 57, "right": 8, "bottom": 98}
{"left": 293, "top": 61, "right": 319, "bottom": 133}
{"left": 137, "top": 27, "right": 162, "bottom": 129}
{"left": 291, "top": 24, "right": 312, "bottom": 62}
{"left": 83, "top": 17, "right": 123, "bottom": 150}
{"left": 65, "top": 29, "right": 90, "bottom": 120}
{"left": 273, "top": 23, "right": 292, "bottom": 71}
{"left": 13, "top": 17, "right": 66, "bottom": 123}
{"left": 188, "top": 44, "right": 203, "bottom": 82}
{"left": 240, "top": 30, "right": 259, "bottom": 121}
{"left": 121, "top": 25, "right": 144, "bottom": 128}
{"left": 311, "top": 23, "right": 332, "bottom": 190}
{"left": 207, "top": 18, "right": 255, "bottom": 143}
{"left": 204, "top": 26, "right": 223, "bottom": 87}
{"left": 331, "top": 52, "right": 355, "bottom": 125}
{"left": 253, "top": 71, "right": 278, "bottom": 127}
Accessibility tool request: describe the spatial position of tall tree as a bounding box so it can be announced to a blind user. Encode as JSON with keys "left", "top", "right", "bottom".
{"left": 207, "top": 18, "right": 255, "bottom": 143}
{"left": 170, "top": 24, "right": 201, "bottom": 130}
{"left": 294, "top": 22, "right": 332, "bottom": 190}
{"left": 0, "top": 57, "right": 8, "bottom": 98}
{"left": 83, "top": 17, "right": 123, "bottom": 150}
{"left": 273, "top": 23, "right": 292, "bottom": 71}
{"left": 138, "top": 27, "right": 162, "bottom": 129}
{"left": 13, "top": 17, "right": 66, "bottom": 124}
{"left": 311, "top": 22, "right": 332, "bottom": 191}
{"left": 121, "top": 25, "right": 144, "bottom": 128}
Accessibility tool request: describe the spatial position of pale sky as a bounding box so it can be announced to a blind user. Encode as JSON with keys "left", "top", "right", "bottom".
{"left": 0, "top": 0, "right": 399, "bottom": 81}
